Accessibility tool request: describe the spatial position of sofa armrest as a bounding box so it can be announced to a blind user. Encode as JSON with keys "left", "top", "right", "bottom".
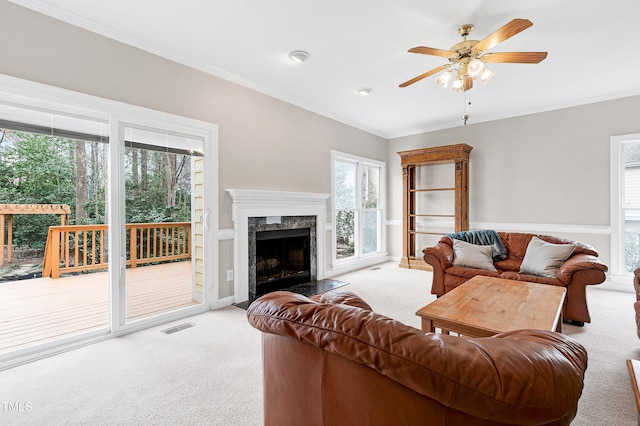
{"left": 556, "top": 253, "right": 608, "bottom": 285}
{"left": 423, "top": 240, "right": 454, "bottom": 295}
{"left": 423, "top": 241, "right": 454, "bottom": 269}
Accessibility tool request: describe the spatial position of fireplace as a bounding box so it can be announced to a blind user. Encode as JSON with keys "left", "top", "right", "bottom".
{"left": 247, "top": 215, "right": 317, "bottom": 301}
{"left": 255, "top": 228, "right": 311, "bottom": 296}
{"left": 226, "top": 189, "right": 330, "bottom": 304}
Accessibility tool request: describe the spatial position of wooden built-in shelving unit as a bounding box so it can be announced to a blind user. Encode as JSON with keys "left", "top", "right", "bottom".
{"left": 398, "top": 144, "right": 473, "bottom": 270}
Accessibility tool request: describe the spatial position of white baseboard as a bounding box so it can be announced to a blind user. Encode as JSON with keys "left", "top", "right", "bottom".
{"left": 325, "top": 254, "right": 390, "bottom": 277}
{"left": 213, "top": 295, "right": 235, "bottom": 308}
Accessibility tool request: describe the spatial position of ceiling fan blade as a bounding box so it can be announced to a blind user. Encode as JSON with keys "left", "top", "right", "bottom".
{"left": 474, "top": 18, "right": 533, "bottom": 52}
{"left": 463, "top": 76, "right": 473, "bottom": 91}
{"left": 399, "top": 64, "right": 450, "bottom": 87}
{"left": 408, "top": 46, "right": 456, "bottom": 58}
{"left": 481, "top": 52, "right": 548, "bottom": 64}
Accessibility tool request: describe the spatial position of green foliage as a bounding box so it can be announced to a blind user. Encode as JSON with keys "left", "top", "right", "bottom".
{"left": 81, "top": 192, "right": 107, "bottom": 224}
{"left": 0, "top": 132, "right": 75, "bottom": 202}
{"left": 334, "top": 160, "right": 356, "bottom": 259}
{"left": 361, "top": 164, "right": 379, "bottom": 209}
{"left": 335, "top": 210, "right": 355, "bottom": 259}
{"left": 0, "top": 132, "right": 76, "bottom": 247}
{"left": 124, "top": 149, "right": 191, "bottom": 223}
{"left": 334, "top": 159, "right": 381, "bottom": 259}
{"left": 0, "top": 131, "right": 193, "bottom": 252}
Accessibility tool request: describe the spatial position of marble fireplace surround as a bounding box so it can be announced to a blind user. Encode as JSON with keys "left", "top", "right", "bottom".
{"left": 227, "top": 189, "right": 331, "bottom": 303}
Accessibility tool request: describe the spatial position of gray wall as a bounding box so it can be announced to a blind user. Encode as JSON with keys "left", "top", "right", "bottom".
{"left": 388, "top": 95, "right": 640, "bottom": 269}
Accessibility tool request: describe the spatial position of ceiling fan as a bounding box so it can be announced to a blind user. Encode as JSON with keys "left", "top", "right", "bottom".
{"left": 399, "top": 18, "right": 547, "bottom": 92}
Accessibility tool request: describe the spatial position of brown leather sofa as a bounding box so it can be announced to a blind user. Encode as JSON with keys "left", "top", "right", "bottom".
{"left": 247, "top": 290, "right": 588, "bottom": 426}
{"left": 423, "top": 232, "right": 608, "bottom": 325}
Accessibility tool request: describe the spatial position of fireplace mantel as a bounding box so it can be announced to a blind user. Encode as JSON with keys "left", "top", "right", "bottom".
{"left": 226, "top": 189, "right": 331, "bottom": 303}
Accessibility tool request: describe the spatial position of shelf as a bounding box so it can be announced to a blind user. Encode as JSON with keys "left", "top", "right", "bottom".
{"left": 409, "top": 214, "right": 455, "bottom": 218}
{"left": 409, "top": 187, "right": 455, "bottom": 192}
{"left": 409, "top": 230, "right": 450, "bottom": 236}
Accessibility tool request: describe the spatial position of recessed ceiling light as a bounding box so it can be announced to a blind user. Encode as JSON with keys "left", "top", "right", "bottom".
{"left": 356, "top": 87, "right": 373, "bottom": 96}
{"left": 288, "top": 50, "right": 310, "bottom": 63}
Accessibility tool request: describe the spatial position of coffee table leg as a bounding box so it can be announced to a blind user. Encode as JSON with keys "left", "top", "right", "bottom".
{"left": 556, "top": 312, "right": 563, "bottom": 333}
{"left": 421, "top": 318, "right": 435, "bottom": 333}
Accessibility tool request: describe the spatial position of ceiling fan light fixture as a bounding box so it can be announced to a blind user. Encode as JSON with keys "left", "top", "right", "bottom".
{"left": 288, "top": 50, "right": 310, "bottom": 63}
{"left": 450, "top": 78, "right": 464, "bottom": 92}
{"left": 479, "top": 68, "right": 496, "bottom": 84}
{"left": 399, "top": 18, "right": 547, "bottom": 93}
{"left": 435, "top": 70, "right": 453, "bottom": 88}
{"left": 467, "top": 58, "right": 485, "bottom": 78}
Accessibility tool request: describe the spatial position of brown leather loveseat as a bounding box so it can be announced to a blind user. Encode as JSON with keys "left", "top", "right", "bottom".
{"left": 423, "top": 232, "right": 608, "bottom": 325}
{"left": 247, "top": 290, "right": 588, "bottom": 426}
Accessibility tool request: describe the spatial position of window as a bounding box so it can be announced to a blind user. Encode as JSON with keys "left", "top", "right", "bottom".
{"left": 611, "top": 133, "right": 640, "bottom": 284}
{"left": 332, "top": 151, "right": 385, "bottom": 265}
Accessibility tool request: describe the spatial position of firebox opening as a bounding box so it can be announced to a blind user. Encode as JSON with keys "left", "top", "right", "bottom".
{"left": 255, "top": 228, "right": 311, "bottom": 296}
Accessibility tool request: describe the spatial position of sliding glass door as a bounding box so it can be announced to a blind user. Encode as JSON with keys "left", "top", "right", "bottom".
{"left": 0, "top": 78, "right": 217, "bottom": 367}
{"left": 114, "top": 123, "right": 208, "bottom": 327}
{"left": 0, "top": 104, "right": 111, "bottom": 356}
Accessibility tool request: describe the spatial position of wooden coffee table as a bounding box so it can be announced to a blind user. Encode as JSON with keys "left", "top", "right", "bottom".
{"left": 416, "top": 275, "right": 566, "bottom": 337}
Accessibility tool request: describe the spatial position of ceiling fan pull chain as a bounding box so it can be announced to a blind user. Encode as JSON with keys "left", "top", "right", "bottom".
{"left": 462, "top": 92, "right": 471, "bottom": 125}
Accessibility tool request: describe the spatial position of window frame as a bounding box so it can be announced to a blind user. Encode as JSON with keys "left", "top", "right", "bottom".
{"left": 610, "top": 133, "right": 640, "bottom": 285}
{"left": 331, "top": 150, "right": 386, "bottom": 269}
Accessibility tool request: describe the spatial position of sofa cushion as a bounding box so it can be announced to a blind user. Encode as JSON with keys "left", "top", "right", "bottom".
{"left": 452, "top": 239, "right": 497, "bottom": 271}
{"left": 520, "top": 236, "right": 576, "bottom": 278}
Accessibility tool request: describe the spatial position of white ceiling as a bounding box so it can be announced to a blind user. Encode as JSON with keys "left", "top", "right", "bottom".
{"left": 10, "top": 0, "right": 640, "bottom": 138}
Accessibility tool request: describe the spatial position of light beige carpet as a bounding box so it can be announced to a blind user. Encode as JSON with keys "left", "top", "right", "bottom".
{"left": 0, "top": 262, "right": 637, "bottom": 425}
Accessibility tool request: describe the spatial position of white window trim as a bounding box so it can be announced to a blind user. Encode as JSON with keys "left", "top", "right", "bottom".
{"left": 610, "top": 133, "right": 640, "bottom": 286}
{"left": 330, "top": 150, "right": 387, "bottom": 274}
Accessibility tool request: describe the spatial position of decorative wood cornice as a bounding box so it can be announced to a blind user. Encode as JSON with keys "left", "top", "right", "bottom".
{"left": 397, "top": 143, "right": 473, "bottom": 166}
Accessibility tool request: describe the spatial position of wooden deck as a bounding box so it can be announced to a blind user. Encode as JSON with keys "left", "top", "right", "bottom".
{"left": 0, "top": 261, "right": 198, "bottom": 354}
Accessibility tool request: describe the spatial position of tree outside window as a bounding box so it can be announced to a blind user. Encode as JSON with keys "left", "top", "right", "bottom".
{"left": 333, "top": 153, "right": 384, "bottom": 263}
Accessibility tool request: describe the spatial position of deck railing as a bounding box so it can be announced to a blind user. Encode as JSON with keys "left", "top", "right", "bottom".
{"left": 42, "top": 222, "right": 191, "bottom": 279}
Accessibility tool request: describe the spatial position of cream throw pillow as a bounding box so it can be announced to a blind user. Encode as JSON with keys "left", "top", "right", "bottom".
{"left": 452, "top": 239, "right": 497, "bottom": 271}
{"left": 519, "top": 236, "right": 576, "bottom": 278}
